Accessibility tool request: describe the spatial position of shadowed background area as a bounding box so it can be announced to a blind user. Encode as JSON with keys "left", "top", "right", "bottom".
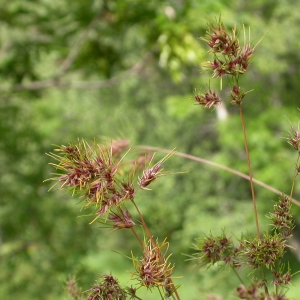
{"left": 1, "top": 0, "right": 300, "bottom": 299}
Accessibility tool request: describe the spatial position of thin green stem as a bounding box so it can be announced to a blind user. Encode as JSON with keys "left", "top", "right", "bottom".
{"left": 157, "top": 286, "right": 164, "bottom": 299}
{"left": 289, "top": 154, "right": 300, "bottom": 199}
{"left": 130, "top": 227, "right": 143, "bottom": 248}
{"left": 131, "top": 199, "right": 156, "bottom": 247}
{"left": 231, "top": 266, "right": 244, "bottom": 285}
{"left": 238, "top": 101, "right": 267, "bottom": 293}
{"left": 261, "top": 267, "right": 269, "bottom": 294}
{"left": 239, "top": 105, "right": 260, "bottom": 239}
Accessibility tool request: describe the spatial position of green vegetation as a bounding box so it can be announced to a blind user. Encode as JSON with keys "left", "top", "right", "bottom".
{"left": 1, "top": 0, "right": 300, "bottom": 299}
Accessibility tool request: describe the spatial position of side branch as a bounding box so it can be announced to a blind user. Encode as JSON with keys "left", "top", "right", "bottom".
{"left": 137, "top": 145, "right": 300, "bottom": 207}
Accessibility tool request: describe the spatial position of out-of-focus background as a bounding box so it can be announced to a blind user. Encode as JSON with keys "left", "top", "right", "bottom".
{"left": 1, "top": 0, "right": 300, "bottom": 299}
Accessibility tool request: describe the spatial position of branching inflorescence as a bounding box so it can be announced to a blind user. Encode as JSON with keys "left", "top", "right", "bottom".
{"left": 47, "top": 139, "right": 179, "bottom": 299}
{"left": 191, "top": 16, "right": 299, "bottom": 299}
{"left": 46, "top": 17, "right": 300, "bottom": 300}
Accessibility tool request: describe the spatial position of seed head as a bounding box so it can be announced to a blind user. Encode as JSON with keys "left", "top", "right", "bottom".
{"left": 108, "top": 208, "right": 135, "bottom": 230}
{"left": 194, "top": 88, "right": 221, "bottom": 108}
{"left": 202, "top": 59, "right": 227, "bottom": 78}
{"left": 191, "top": 232, "right": 237, "bottom": 268}
{"left": 267, "top": 195, "right": 295, "bottom": 239}
{"left": 241, "top": 233, "right": 286, "bottom": 270}
{"left": 86, "top": 274, "right": 127, "bottom": 300}
{"left": 47, "top": 140, "right": 136, "bottom": 223}
{"left": 272, "top": 266, "right": 292, "bottom": 287}
{"left": 286, "top": 125, "right": 300, "bottom": 152}
{"left": 138, "top": 163, "right": 162, "bottom": 189}
{"left": 202, "top": 17, "right": 239, "bottom": 56}
{"left": 235, "top": 282, "right": 289, "bottom": 300}
{"left": 230, "top": 85, "right": 246, "bottom": 105}
{"left": 138, "top": 151, "right": 174, "bottom": 190}
{"left": 132, "top": 239, "right": 175, "bottom": 295}
{"left": 201, "top": 17, "right": 255, "bottom": 78}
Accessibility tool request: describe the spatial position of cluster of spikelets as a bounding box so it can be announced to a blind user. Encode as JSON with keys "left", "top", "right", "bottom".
{"left": 190, "top": 194, "right": 294, "bottom": 299}
{"left": 47, "top": 139, "right": 169, "bottom": 225}
{"left": 194, "top": 16, "right": 257, "bottom": 108}
{"left": 131, "top": 238, "right": 176, "bottom": 297}
{"left": 48, "top": 139, "right": 135, "bottom": 225}
{"left": 47, "top": 139, "right": 178, "bottom": 299}
{"left": 66, "top": 274, "right": 140, "bottom": 300}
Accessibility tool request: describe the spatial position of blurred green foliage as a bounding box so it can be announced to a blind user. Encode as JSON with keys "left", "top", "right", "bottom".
{"left": 1, "top": 0, "right": 300, "bottom": 299}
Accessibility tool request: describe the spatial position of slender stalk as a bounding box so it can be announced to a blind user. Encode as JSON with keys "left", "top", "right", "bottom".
{"left": 239, "top": 105, "right": 260, "bottom": 239}
{"left": 239, "top": 101, "right": 268, "bottom": 294}
{"left": 130, "top": 227, "right": 143, "bottom": 248}
{"left": 289, "top": 155, "right": 300, "bottom": 199}
{"left": 261, "top": 267, "right": 269, "bottom": 295}
{"left": 157, "top": 287, "right": 164, "bottom": 298}
{"left": 131, "top": 199, "right": 156, "bottom": 248}
{"left": 232, "top": 266, "right": 244, "bottom": 285}
{"left": 136, "top": 145, "right": 300, "bottom": 206}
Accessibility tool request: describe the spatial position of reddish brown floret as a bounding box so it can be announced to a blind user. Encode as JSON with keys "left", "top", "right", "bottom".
{"left": 135, "top": 240, "right": 174, "bottom": 291}
{"left": 194, "top": 89, "right": 221, "bottom": 108}
{"left": 108, "top": 209, "right": 135, "bottom": 229}
{"left": 138, "top": 163, "right": 162, "bottom": 189}
{"left": 230, "top": 85, "right": 246, "bottom": 105}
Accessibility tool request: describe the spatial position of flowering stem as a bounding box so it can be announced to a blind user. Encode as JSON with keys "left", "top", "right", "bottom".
{"left": 232, "top": 266, "right": 244, "bottom": 285}
{"left": 289, "top": 154, "right": 300, "bottom": 199}
{"left": 130, "top": 227, "right": 143, "bottom": 248}
{"left": 261, "top": 267, "right": 269, "bottom": 294}
{"left": 239, "top": 105, "right": 260, "bottom": 239}
{"left": 131, "top": 199, "right": 156, "bottom": 248}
